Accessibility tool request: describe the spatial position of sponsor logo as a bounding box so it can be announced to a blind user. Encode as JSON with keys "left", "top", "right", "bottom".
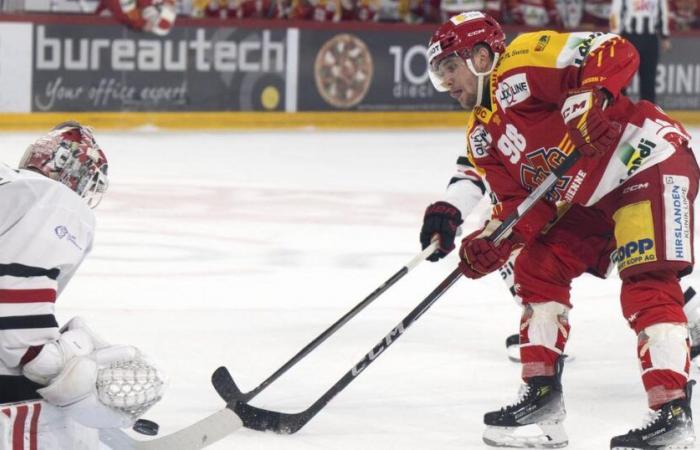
{"left": 469, "top": 125, "right": 492, "bottom": 158}
{"left": 664, "top": 175, "right": 691, "bottom": 262}
{"left": 427, "top": 41, "right": 442, "bottom": 63}
{"left": 315, "top": 34, "right": 373, "bottom": 109}
{"left": 467, "top": 30, "right": 485, "bottom": 37}
{"left": 622, "top": 182, "right": 649, "bottom": 194}
{"left": 497, "top": 73, "right": 530, "bottom": 109}
{"left": 450, "top": 11, "right": 485, "bottom": 24}
{"left": 611, "top": 201, "right": 657, "bottom": 271}
{"left": 473, "top": 105, "right": 490, "bottom": 121}
{"left": 560, "top": 92, "right": 591, "bottom": 123}
{"left": 36, "top": 26, "right": 285, "bottom": 73}
{"left": 617, "top": 138, "right": 656, "bottom": 182}
{"left": 570, "top": 32, "right": 604, "bottom": 66}
{"left": 563, "top": 169, "right": 587, "bottom": 202}
{"left": 55, "top": 225, "right": 83, "bottom": 250}
{"left": 611, "top": 238, "right": 655, "bottom": 266}
{"left": 351, "top": 322, "right": 406, "bottom": 376}
{"left": 534, "top": 35, "right": 550, "bottom": 52}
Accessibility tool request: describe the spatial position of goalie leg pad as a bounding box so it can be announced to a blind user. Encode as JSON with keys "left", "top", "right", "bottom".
{"left": 519, "top": 302, "right": 571, "bottom": 380}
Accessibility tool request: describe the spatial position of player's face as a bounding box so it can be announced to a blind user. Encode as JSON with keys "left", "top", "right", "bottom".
{"left": 432, "top": 55, "right": 478, "bottom": 110}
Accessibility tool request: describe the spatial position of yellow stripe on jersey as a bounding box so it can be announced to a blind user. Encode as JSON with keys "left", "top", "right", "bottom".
{"left": 497, "top": 31, "right": 616, "bottom": 77}
{"left": 496, "top": 31, "right": 570, "bottom": 75}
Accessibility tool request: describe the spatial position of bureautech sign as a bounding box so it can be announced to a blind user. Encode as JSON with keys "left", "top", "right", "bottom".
{"left": 32, "top": 25, "right": 289, "bottom": 111}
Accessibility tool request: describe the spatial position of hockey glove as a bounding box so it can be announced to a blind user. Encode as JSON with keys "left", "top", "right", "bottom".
{"left": 420, "top": 201, "right": 463, "bottom": 262}
{"left": 560, "top": 87, "right": 621, "bottom": 158}
{"left": 459, "top": 220, "right": 523, "bottom": 279}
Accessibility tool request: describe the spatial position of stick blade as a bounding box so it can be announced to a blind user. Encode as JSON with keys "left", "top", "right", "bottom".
{"left": 211, "top": 366, "right": 246, "bottom": 403}
{"left": 232, "top": 401, "right": 306, "bottom": 434}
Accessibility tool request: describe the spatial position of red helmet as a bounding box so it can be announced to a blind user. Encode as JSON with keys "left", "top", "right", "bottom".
{"left": 427, "top": 12, "right": 506, "bottom": 91}
{"left": 20, "top": 121, "right": 109, "bottom": 208}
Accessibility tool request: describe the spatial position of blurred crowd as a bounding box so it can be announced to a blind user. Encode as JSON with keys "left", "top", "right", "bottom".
{"left": 185, "top": 0, "right": 698, "bottom": 30}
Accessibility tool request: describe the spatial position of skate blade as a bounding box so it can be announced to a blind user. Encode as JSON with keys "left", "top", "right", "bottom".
{"left": 483, "top": 422, "right": 568, "bottom": 448}
{"left": 611, "top": 437, "right": 695, "bottom": 450}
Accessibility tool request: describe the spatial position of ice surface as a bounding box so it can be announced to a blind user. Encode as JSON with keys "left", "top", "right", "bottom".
{"left": 1, "top": 127, "right": 699, "bottom": 450}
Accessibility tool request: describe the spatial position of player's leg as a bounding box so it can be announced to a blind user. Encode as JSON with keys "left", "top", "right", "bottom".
{"left": 482, "top": 206, "right": 613, "bottom": 448}
{"left": 607, "top": 142, "right": 699, "bottom": 449}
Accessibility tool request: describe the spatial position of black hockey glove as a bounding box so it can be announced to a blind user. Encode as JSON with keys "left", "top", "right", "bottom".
{"left": 419, "top": 201, "right": 463, "bottom": 262}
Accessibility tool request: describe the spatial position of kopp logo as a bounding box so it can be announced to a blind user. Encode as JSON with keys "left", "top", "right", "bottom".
{"left": 611, "top": 238, "right": 654, "bottom": 265}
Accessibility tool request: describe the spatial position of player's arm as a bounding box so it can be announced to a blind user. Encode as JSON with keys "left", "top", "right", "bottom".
{"left": 420, "top": 151, "right": 486, "bottom": 262}
{"left": 457, "top": 145, "right": 556, "bottom": 279}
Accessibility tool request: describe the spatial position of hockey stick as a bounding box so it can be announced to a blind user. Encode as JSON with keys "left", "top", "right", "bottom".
{"left": 99, "top": 406, "right": 242, "bottom": 450}
{"left": 211, "top": 241, "right": 439, "bottom": 404}
{"left": 216, "top": 150, "right": 584, "bottom": 434}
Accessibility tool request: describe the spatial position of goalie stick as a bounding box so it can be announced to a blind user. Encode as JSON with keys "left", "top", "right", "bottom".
{"left": 214, "top": 149, "right": 584, "bottom": 434}
{"left": 99, "top": 407, "right": 242, "bottom": 450}
{"left": 212, "top": 242, "right": 438, "bottom": 404}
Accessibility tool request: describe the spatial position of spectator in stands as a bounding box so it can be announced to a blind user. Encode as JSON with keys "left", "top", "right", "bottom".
{"left": 582, "top": 0, "right": 612, "bottom": 27}
{"left": 509, "top": 0, "right": 562, "bottom": 27}
{"left": 669, "top": 0, "right": 699, "bottom": 29}
{"left": 96, "top": 0, "right": 176, "bottom": 35}
{"left": 440, "top": 0, "right": 504, "bottom": 22}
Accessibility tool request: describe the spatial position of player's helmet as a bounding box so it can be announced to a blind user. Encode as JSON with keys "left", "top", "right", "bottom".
{"left": 427, "top": 12, "right": 506, "bottom": 92}
{"left": 20, "top": 121, "right": 109, "bottom": 208}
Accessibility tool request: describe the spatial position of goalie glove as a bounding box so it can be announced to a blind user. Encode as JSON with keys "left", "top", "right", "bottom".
{"left": 22, "top": 317, "right": 166, "bottom": 429}
{"left": 560, "top": 87, "right": 621, "bottom": 158}
{"left": 419, "top": 201, "right": 463, "bottom": 262}
{"left": 459, "top": 219, "right": 523, "bottom": 279}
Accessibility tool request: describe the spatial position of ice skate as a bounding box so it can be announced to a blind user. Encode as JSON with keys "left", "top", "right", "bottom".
{"left": 483, "top": 358, "right": 567, "bottom": 448}
{"left": 610, "top": 381, "right": 695, "bottom": 450}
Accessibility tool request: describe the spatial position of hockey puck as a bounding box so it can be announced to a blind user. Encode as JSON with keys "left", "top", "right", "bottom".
{"left": 133, "top": 419, "right": 159, "bottom": 436}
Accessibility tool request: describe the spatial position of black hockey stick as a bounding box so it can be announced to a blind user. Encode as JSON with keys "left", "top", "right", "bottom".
{"left": 215, "top": 150, "right": 584, "bottom": 434}
{"left": 212, "top": 242, "right": 439, "bottom": 404}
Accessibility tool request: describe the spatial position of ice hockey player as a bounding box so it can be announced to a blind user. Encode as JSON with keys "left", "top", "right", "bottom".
{"left": 427, "top": 11, "right": 698, "bottom": 449}
{"left": 0, "top": 122, "right": 166, "bottom": 448}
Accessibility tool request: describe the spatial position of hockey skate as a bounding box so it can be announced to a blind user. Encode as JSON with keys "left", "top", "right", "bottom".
{"left": 610, "top": 381, "right": 695, "bottom": 450}
{"left": 483, "top": 357, "right": 567, "bottom": 448}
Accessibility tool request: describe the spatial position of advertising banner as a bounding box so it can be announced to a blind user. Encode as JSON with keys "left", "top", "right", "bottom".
{"left": 295, "top": 29, "right": 461, "bottom": 111}
{"left": 0, "top": 22, "right": 32, "bottom": 112}
{"left": 32, "top": 24, "right": 291, "bottom": 111}
{"left": 625, "top": 37, "right": 700, "bottom": 110}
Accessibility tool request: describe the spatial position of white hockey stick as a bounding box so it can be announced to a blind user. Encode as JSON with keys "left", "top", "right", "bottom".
{"left": 99, "top": 407, "right": 241, "bottom": 450}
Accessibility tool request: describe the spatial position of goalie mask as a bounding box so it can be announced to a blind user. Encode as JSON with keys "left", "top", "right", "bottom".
{"left": 20, "top": 121, "right": 109, "bottom": 208}
{"left": 427, "top": 12, "right": 505, "bottom": 103}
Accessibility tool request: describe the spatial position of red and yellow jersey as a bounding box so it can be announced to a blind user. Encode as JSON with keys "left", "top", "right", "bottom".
{"left": 463, "top": 30, "right": 690, "bottom": 241}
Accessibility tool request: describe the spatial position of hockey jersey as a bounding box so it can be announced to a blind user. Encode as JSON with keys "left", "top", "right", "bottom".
{"left": 0, "top": 165, "right": 94, "bottom": 376}
{"left": 455, "top": 31, "right": 690, "bottom": 241}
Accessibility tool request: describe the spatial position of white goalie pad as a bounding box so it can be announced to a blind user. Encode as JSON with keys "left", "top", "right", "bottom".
{"left": 0, "top": 400, "right": 100, "bottom": 450}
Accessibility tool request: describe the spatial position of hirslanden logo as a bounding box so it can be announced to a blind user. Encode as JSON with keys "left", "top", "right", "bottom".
{"left": 35, "top": 26, "right": 285, "bottom": 73}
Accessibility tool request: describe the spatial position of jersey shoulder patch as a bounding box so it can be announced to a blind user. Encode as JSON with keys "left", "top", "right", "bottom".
{"left": 468, "top": 123, "right": 492, "bottom": 160}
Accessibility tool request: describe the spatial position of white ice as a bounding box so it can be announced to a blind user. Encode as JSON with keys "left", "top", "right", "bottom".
{"left": 1, "top": 127, "right": 699, "bottom": 450}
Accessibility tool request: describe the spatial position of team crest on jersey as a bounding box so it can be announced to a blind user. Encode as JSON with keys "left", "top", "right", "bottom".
{"left": 469, "top": 125, "right": 492, "bottom": 159}
{"left": 520, "top": 147, "right": 572, "bottom": 201}
{"left": 497, "top": 74, "right": 530, "bottom": 110}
